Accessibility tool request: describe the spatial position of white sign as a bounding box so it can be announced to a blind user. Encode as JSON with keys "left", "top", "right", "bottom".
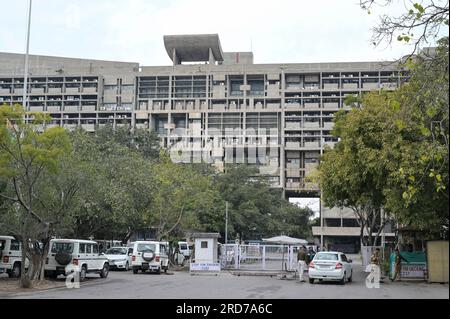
{"left": 189, "top": 263, "right": 221, "bottom": 272}
{"left": 401, "top": 263, "right": 426, "bottom": 278}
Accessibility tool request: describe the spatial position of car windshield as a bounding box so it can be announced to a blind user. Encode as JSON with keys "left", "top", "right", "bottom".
{"left": 315, "top": 253, "right": 339, "bottom": 261}
{"left": 137, "top": 243, "right": 156, "bottom": 252}
{"left": 105, "top": 247, "right": 127, "bottom": 255}
{"left": 0, "top": 240, "right": 5, "bottom": 251}
{"left": 51, "top": 242, "right": 74, "bottom": 254}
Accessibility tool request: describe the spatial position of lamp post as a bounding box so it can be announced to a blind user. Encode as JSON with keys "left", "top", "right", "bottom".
{"left": 225, "top": 201, "right": 228, "bottom": 245}
{"left": 23, "top": 0, "right": 32, "bottom": 110}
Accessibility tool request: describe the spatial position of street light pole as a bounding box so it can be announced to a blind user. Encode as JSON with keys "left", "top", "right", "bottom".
{"left": 23, "top": 0, "right": 33, "bottom": 110}
{"left": 225, "top": 201, "right": 228, "bottom": 245}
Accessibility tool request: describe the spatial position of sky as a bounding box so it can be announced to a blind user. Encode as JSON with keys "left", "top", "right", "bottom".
{"left": 0, "top": 0, "right": 439, "bottom": 216}
{"left": 0, "top": 0, "right": 433, "bottom": 66}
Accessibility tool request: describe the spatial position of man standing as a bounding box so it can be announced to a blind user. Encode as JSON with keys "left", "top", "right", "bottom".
{"left": 391, "top": 248, "right": 407, "bottom": 282}
{"left": 297, "top": 246, "right": 307, "bottom": 282}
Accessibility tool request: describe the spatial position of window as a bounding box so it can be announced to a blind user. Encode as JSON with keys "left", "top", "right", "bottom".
{"left": 86, "top": 244, "right": 92, "bottom": 254}
{"left": 51, "top": 242, "right": 73, "bottom": 254}
{"left": 137, "top": 243, "right": 156, "bottom": 252}
{"left": 201, "top": 241, "right": 208, "bottom": 249}
{"left": 315, "top": 253, "right": 338, "bottom": 261}
{"left": 93, "top": 244, "right": 99, "bottom": 254}
{"left": 79, "top": 243, "right": 86, "bottom": 253}
{"left": 10, "top": 240, "right": 20, "bottom": 251}
{"left": 0, "top": 240, "right": 5, "bottom": 251}
{"left": 341, "top": 254, "right": 348, "bottom": 262}
{"left": 127, "top": 248, "right": 133, "bottom": 255}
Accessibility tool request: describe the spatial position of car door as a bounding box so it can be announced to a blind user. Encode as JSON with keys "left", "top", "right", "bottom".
{"left": 340, "top": 254, "right": 351, "bottom": 278}
{"left": 127, "top": 247, "right": 134, "bottom": 265}
{"left": 92, "top": 243, "right": 102, "bottom": 270}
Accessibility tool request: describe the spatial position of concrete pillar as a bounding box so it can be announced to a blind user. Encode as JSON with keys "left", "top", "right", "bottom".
{"left": 208, "top": 48, "right": 216, "bottom": 65}
{"left": 172, "top": 48, "right": 180, "bottom": 65}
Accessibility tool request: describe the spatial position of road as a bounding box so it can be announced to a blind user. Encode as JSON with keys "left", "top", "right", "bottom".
{"left": 1, "top": 264, "right": 448, "bottom": 299}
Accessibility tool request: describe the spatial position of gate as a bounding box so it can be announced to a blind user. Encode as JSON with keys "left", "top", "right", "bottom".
{"left": 220, "top": 244, "right": 301, "bottom": 271}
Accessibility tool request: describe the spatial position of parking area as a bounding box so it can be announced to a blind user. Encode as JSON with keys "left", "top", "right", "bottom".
{"left": 1, "top": 264, "right": 448, "bottom": 299}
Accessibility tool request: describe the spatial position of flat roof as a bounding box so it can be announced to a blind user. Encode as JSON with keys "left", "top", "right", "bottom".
{"left": 163, "top": 34, "right": 224, "bottom": 63}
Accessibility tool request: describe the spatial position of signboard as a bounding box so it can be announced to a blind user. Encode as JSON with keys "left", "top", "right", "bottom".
{"left": 189, "top": 263, "right": 221, "bottom": 273}
{"left": 401, "top": 263, "right": 426, "bottom": 278}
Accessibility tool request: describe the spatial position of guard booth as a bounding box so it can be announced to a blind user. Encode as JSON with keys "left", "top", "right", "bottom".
{"left": 189, "top": 232, "right": 221, "bottom": 275}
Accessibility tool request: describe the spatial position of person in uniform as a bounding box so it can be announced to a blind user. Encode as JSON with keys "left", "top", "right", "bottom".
{"left": 297, "top": 246, "right": 307, "bottom": 282}
{"left": 391, "top": 248, "right": 407, "bottom": 282}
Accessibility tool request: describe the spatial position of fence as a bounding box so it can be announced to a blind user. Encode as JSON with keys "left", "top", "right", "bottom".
{"left": 220, "top": 244, "right": 306, "bottom": 271}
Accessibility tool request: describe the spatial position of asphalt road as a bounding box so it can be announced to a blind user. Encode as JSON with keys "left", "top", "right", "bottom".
{"left": 1, "top": 264, "right": 448, "bottom": 299}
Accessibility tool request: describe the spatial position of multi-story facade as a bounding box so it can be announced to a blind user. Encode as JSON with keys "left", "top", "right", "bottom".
{"left": 0, "top": 34, "right": 401, "bottom": 252}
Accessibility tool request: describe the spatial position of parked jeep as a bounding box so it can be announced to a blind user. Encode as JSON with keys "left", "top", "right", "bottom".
{"left": 129, "top": 241, "right": 169, "bottom": 274}
{"left": 44, "top": 239, "right": 109, "bottom": 281}
{"left": 0, "top": 235, "right": 28, "bottom": 278}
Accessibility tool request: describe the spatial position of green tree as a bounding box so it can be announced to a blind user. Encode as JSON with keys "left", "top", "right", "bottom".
{"left": 0, "top": 104, "right": 72, "bottom": 287}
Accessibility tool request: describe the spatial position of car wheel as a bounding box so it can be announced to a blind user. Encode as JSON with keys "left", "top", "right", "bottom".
{"left": 100, "top": 264, "right": 109, "bottom": 278}
{"left": 164, "top": 266, "right": 168, "bottom": 273}
{"left": 124, "top": 262, "right": 129, "bottom": 271}
{"left": 156, "top": 268, "right": 161, "bottom": 274}
{"left": 132, "top": 268, "right": 138, "bottom": 274}
{"left": 9, "top": 262, "right": 21, "bottom": 278}
{"left": 309, "top": 278, "right": 314, "bottom": 284}
{"left": 348, "top": 270, "right": 353, "bottom": 282}
{"left": 340, "top": 273, "right": 346, "bottom": 285}
{"left": 80, "top": 266, "right": 87, "bottom": 282}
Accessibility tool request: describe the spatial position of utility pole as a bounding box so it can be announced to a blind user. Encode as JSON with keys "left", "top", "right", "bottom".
{"left": 23, "top": 0, "right": 32, "bottom": 111}
{"left": 225, "top": 201, "right": 229, "bottom": 245}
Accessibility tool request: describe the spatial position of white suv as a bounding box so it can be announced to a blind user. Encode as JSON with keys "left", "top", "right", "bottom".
{"left": 0, "top": 236, "right": 28, "bottom": 278}
{"left": 44, "top": 239, "right": 110, "bottom": 281}
{"left": 129, "top": 241, "right": 169, "bottom": 274}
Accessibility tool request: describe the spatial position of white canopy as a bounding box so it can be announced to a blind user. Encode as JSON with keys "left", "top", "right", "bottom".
{"left": 262, "top": 235, "right": 308, "bottom": 245}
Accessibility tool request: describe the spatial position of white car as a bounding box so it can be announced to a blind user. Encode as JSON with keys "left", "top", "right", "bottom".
{"left": 104, "top": 246, "right": 132, "bottom": 271}
{"left": 129, "top": 241, "right": 169, "bottom": 274}
{"left": 0, "top": 236, "right": 28, "bottom": 278}
{"left": 44, "top": 239, "right": 110, "bottom": 281}
{"left": 308, "top": 251, "right": 353, "bottom": 284}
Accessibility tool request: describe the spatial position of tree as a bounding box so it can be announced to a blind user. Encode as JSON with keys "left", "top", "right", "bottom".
{"left": 148, "top": 153, "right": 220, "bottom": 242}
{"left": 318, "top": 94, "right": 395, "bottom": 246}
{"left": 360, "top": 0, "right": 449, "bottom": 57}
{"left": 0, "top": 104, "right": 72, "bottom": 288}
{"left": 68, "top": 129, "right": 156, "bottom": 242}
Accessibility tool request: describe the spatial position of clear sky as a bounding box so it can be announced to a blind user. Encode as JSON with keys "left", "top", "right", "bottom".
{"left": 0, "top": 0, "right": 435, "bottom": 65}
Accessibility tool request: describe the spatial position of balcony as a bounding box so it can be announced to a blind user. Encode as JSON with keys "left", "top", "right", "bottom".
{"left": 48, "top": 87, "right": 62, "bottom": 94}
{"left": 31, "top": 88, "right": 45, "bottom": 94}
{"left": 323, "top": 122, "right": 334, "bottom": 130}
{"left": 303, "top": 121, "right": 320, "bottom": 128}
{"left": 47, "top": 106, "right": 61, "bottom": 112}
{"left": 323, "top": 83, "right": 339, "bottom": 90}
{"left": 65, "top": 87, "right": 80, "bottom": 93}
{"left": 285, "top": 103, "right": 301, "bottom": 110}
{"left": 81, "top": 124, "right": 95, "bottom": 132}
{"left": 362, "top": 82, "right": 379, "bottom": 90}
{"left": 64, "top": 105, "right": 79, "bottom": 112}
{"left": 342, "top": 83, "right": 358, "bottom": 89}
{"left": 267, "top": 103, "right": 280, "bottom": 110}
{"left": 304, "top": 141, "right": 320, "bottom": 148}
{"left": 29, "top": 106, "right": 43, "bottom": 112}
{"left": 304, "top": 102, "right": 319, "bottom": 109}
{"left": 285, "top": 122, "right": 301, "bottom": 130}
{"left": 259, "top": 165, "right": 279, "bottom": 175}
{"left": 286, "top": 142, "right": 301, "bottom": 148}
{"left": 286, "top": 169, "right": 300, "bottom": 178}
{"left": 82, "top": 87, "right": 98, "bottom": 93}
{"left": 323, "top": 102, "right": 339, "bottom": 109}
{"left": 81, "top": 105, "right": 96, "bottom": 112}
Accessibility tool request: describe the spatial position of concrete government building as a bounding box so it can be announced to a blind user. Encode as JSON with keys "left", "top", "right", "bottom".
{"left": 0, "top": 34, "right": 399, "bottom": 252}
